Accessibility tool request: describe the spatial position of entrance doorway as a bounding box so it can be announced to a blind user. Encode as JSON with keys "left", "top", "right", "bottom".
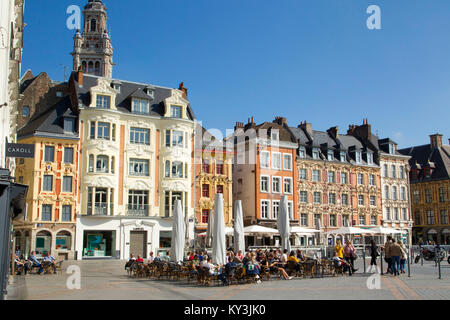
{"left": 130, "top": 231, "right": 147, "bottom": 258}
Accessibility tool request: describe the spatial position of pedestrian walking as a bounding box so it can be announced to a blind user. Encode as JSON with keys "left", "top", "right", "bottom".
{"left": 389, "top": 240, "right": 402, "bottom": 276}
{"left": 383, "top": 236, "right": 393, "bottom": 274}
{"left": 343, "top": 240, "right": 358, "bottom": 274}
{"left": 369, "top": 239, "right": 379, "bottom": 272}
{"left": 398, "top": 239, "right": 407, "bottom": 274}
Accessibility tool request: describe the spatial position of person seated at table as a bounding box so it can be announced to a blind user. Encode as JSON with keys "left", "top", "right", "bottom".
{"left": 332, "top": 253, "right": 352, "bottom": 276}
{"left": 235, "top": 250, "right": 244, "bottom": 261}
{"left": 192, "top": 255, "right": 200, "bottom": 267}
{"left": 147, "top": 252, "right": 154, "bottom": 264}
{"left": 125, "top": 253, "right": 136, "bottom": 270}
{"left": 14, "top": 255, "right": 29, "bottom": 275}
{"left": 153, "top": 253, "right": 162, "bottom": 262}
{"left": 202, "top": 258, "right": 219, "bottom": 276}
{"left": 287, "top": 251, "right": 302, "bottom": 272}
{"left": 296, "top": 249, "right": 306, "bottom": 262}
{"left": 136, "top": 255, "right": 144, "bottom": 263}
{"left": 28, "top": 251, "right": 43, "bottom": 274}
{"left": 244, "top": 253, "right": 261, "bottom": 278}
{"left": 264, "top": 254, "right": 292, "bottom": 280}
{"left": 43, "top": 252, "right": 57, "bottom": 273}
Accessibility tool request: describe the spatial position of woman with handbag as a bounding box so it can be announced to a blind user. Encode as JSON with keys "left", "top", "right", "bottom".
{"left": 343, "top": 240, "right": 358, "bottom": 275}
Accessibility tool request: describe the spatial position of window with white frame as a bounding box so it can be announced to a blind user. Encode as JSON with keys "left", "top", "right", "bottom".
{"left": 61, "top": 205, "right": 71, "bottom": 222}
{"left": 272, "top": 152, "right": 281, "bottom": 170}
{"left": 172, "top": 130, "right": 184, "bottom": 147}
{"left": 355, "top": 151, "right": 362, "bottom": 164}
{"left": 327, "top": 150, "right": 334, "bottom": 161}
{"left": 367, "top": 152, "right": 373, "bottom": 165}
{"left": 172, "top": 161, "right": 183, "bottom": 178}
{"left": 341, "top": 194, "right": 348, "bottom": 206}
{"left": 301, "top": 214, "right": 308, "bottom": 226}
{"left": 357, "top": 173, "right": 364, "bottom": 185}
{"left": 312, "top": 170, "right": 320, "bottom": 182}
{"left": 392, "top": 186, "right": 398, "bottom": 201}
{"left": 399, "top": 166, "right": 405, "bottom": 179}
{"left": 300, "top": 191, "right": 308, "bottom": 203}
{"left": 358, "top": 195, "right": 364, "bottom": 206}
{"left": 132, "top": 98, "right": 149, "bottom": 115}
{"left": 299, "top": 168, "right": 307, "bottom": 180}
{"left": 340, "top": 151, "right": 347, "bottom": 162}
{"left": 384, "top": 185, "right": 390, "bottom": 199}
{"left": 370, "top": 195, "right": 376, "bottom": 206}
{"left": 402, "top": 208, "right": 408, "bottom": 221}
{"left": 271, "top": 131, "right": 279, "bottom": 141}
{"left": 299, "top": 146, "right": 306, "bottom": 158}
{"left": 329, "top": 214, "right": 336, "bottom": 227}
{"left": 260, "top": 176, "right": 269, "bottom": 192}
{"left": 97, "top": 122, "right": 110, "bottom": 140}
{"left": 272, "top": 177, "right": 281, "bottom": 193}
{"left": 129, "top": 158, "right": 149, "bottom": 176}
{"left": 328, "top": 171, "right": 335, "bottom": 183}
{"left": 401, "top": 186, "right": 407, "bottom": 201}
{"left": 329, "top": 193, "right": 336, "bottom": 205}
{"left": 261, "top": 200, "right": 270, "bottom": 219}
{"left": 371, "top": 216, "right": 377, "bottom": 225}
{"left": 43, "top": 175, "right": 53, "bottom": 191}
{"left": 283, "top": 154, "right": 292, "bottom": 170}
{"left": 313, "top": 192, "right": 321, "bottom": 204}
{"left": 42, "top": 205, "right": 52, "bottom": 221}
{"left": 283, "top": 177, "right": 292, "bottom": 194}
{"left": 391, "top": 165, "right": 396, "bottom": 178}
{"left": 389, "top": 143, "right": 395, "bottom": 155}
{"left": 340, "top": 172, "right": 347, "bottom": 184}
{"left": 260, "top": 151, "right": 270, "bottom": 168}
{"left": 359, "top": 215, "right": 365, "bottom": 225}
{"left": 426, "top": 210, "right": 434, "bottom": 225}
{"left": 96, "top": 155, "right": 109, "bottom": 173}
{"left": 413, "top": 190, "right": 420, "bottom": 204}
{"left": 394, "top": 207, "right": 399, "bottom": 220}
{"left": 62, "top": 176, "right": 72, "bottom": 193}
{"left": 385, "top": 207, "right": 391, "bottom": 220}
{"left": 96, "top": 95, "right": 110, "bottom": 109}
{"left": 369, "top": 174, "right": 375, "bottom": 186}
{"left": 288, "top": 201, "right": 293, "bottom": 220}
{"left": 383, "top": 164, "right": 388, "bottom": 177}
{"left": 272, "top": 201, "right": 280, "bottom": 220}
{"left": 170, "top": 105, "right": 182, "bottom": 118}
{"left": 312, "top": 148, "right": 319, "bottom": 159}
{"left": 130, "top": 127, "right": 150, "bottom": 145}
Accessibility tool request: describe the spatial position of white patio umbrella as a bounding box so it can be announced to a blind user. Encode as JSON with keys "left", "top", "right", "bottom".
{"left": 243, "top": 225, "right": 279, "bottom": 234}
{"left": 233, "top": 200, "right": 245, "bottom": 254}
{"left": 290, "top": 226, "right": 318, "bottom": 234}
{"left": 212, "top": 194, "right": 226, "bottom": 265}
{"left": 205, "top": 209, "right": 214, "bottom": 248}
{"left": 170, "top": 200, "right": 185, "bottom": 263}
{"left": 199, "top": 227, "right": 233, "bottom": 237}
{"left": 277, "top": 195, "right": 291, "bottom": 252}
{"left": 368, "top": 226, "right": 402, "bottom": 234}
{"left": 326, "top": 226, "right": 376, "bottom": 235}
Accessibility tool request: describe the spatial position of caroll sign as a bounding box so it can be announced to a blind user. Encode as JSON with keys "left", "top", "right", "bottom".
{"left": 5, "top": 143, "right": 35, "bottom": 158}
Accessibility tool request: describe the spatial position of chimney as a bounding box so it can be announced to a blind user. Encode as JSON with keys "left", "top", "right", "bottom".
{"left": 430, "top": 134, "right": 443, "bottom": 148}
{"left": 273, "top": 116, "right": 288, "bottom": 126}
{"left": 178, "top": 82, "right": 188, "bottom": 98}
{"left": 234, "top": 122, "right": 244, "bottom": 131}
{"left": 77, "top": 66, "right": 83, "bottom": 86}
{"left": 299, "top": 121, "right": 313, "bottom": 136}
{"left": 327, "top": 126, "right": 339, "bottom": 139}
{"left": 349, "top": 120, "right": 371, "bottom": 140}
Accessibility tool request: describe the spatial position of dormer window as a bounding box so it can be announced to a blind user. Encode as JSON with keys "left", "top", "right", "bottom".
{"left": 132, "top": 99, "right": 149, "bottom": 115}
{"left": 312, "top": 148, "right": 319, "bottom": 160}
{"left": 112, "top": 82, "right": 121, "bottom": 93}
{"left": 389, "top": 143, "right": 395, "bottom": 155}
{"left": 340, "top": 151, "right": 347, "bottom": 162}
{"left": 271, "top": 131, "right": 279, "bottom": 141}
{"left": 299, "top": 146, "right": 306, "bottom": 158}
{"left": 170, "top": 105, "right": 182, "bottom": 118}
{"left": 367, "top": 152, "right": 373, "bottom": 165}
{"left": 327, "top": 150, "right": 334, "bottom": 161}
{"left": 355, "top": 151, "right": 362, "bottom": 164}
{"left": 96, "top": 95, "right": 111, "bottom": 109}
{"left": 145, "top": 87, "right": 154, "bottom": 98}
{"left": 64, "top": 118, "right": 75, "bottom": 133}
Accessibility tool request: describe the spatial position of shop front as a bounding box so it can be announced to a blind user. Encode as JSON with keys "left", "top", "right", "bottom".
{"left": 83, "top": 230, "right": 116, "bottom": 257}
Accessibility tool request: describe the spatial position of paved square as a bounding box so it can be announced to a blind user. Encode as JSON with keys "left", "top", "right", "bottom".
{"left": 6, "top": 259, "right": 450, "bottom": 300}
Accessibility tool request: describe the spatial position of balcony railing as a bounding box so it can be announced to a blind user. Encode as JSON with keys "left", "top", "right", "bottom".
{"left": 87, "top": 204, "right": 114, "bottom": 216}
{"left": 127, "top": 204, "right": 149, "bottom": 217}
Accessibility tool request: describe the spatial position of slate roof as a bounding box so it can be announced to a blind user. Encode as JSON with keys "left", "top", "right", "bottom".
{"left": 76, "top": 74, "right": 195, "bottom": 120}
{"left": 398, "top": 144, "right": 450, "bottom": 181}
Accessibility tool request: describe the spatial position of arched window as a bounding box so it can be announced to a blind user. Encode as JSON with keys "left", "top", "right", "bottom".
{"left": 88, "top": 61, "right": 94, "bottom": 73}
{"left": 95, "top": 61, "right": 100, "bottom": 75}
{"left": 96, "top": 155, "right": 109, "bottom": 173}
{"left": 392, "top": 186, "right": 398, "bottom": 201}
{"left": 384, "top": 185, "right": 390, "bottom": 199}
{"left": 56, "top": 231, "right": 71, "bottom": 250}
{"left": 111, "top": 156, "right": 115, "bottom": 174}
{"left": 35, "top": 231, "right": 52, "bottom": 255}
{"left": 90, "top": 19, "right": 97, "bottom": 32}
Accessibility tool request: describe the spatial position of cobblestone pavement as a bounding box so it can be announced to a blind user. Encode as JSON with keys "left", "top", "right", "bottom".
{"left": 5, "top": 259, "right": 450, "bottom": 300}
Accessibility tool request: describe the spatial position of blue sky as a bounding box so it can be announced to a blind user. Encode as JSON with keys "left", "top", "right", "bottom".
{"left": 22, "top": 0, "right": 450, "bottom": 147}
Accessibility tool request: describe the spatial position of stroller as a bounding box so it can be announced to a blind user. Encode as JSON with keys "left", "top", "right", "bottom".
{"left": 219, "top": 262, "right": 237, "bottom": 286}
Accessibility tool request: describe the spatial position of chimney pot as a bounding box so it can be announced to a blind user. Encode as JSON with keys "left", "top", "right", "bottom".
{"left": 77, "top": 66, "right": 83, "bottom": 86}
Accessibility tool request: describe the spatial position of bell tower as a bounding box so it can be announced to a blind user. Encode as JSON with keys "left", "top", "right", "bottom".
{"left": 72, "top": 0, "right": 113, "bottom": 78}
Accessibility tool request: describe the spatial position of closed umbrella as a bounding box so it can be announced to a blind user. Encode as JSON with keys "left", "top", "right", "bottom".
{"left": 206, "top": 209, "right": 214, "bottom": 248}
{"left": 233, "top": 200, "right": 245, "bottom": 254}
{"left": 277, "top": 195, "right": 291, "bottom": 252}
{"left": 212, "top": 193, "right": 226, "bottom": 265}
{"left": 170, "top": 199, "right": 185, "bottom": 263}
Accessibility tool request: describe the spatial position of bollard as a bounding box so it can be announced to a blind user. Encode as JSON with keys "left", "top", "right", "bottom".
{"left": 421, "top": 250, "right": 423, "bottom": 266}
{"left": 438, "top": 255, "right": 441, "bottom": 279}
{"left": 363, "top": 247, "right": 366, "bottom": 274}
{"left": 380, "top": 250, "right": 384, "bottom": 275}
{"left": 407, "top": 246, "right": 411, "bottom": 278}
